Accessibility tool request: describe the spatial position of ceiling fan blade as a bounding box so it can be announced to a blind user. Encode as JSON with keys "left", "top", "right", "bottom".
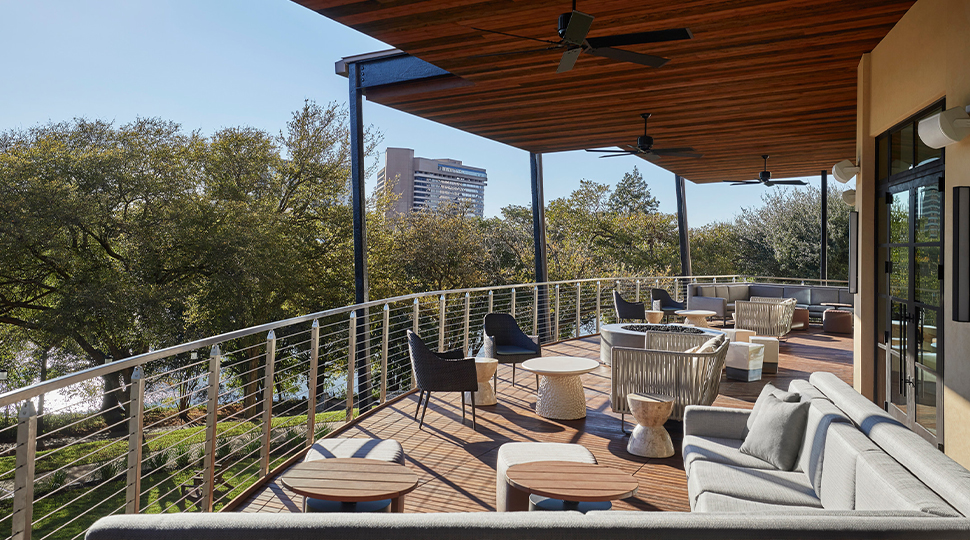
{"left": 586, "top": 46, "right": 668, "bottom": 68}
{"left": 469, "top": 46, "right": 559, "bottom": 59}
{"left": 561, "top": 11, "right": 594, "bottom": 46}
{"left": 634, "top": 152, "right": 662, "bottom": 163}
{"left": 586, "top": 28, "right": 693, "bottom": 48}
{"left": 770, "top": 180, "right": 809, "bottom": 185}
{"left": 468, "top": 26, "right": 561, "bottom": 46}
{"left": 557, "top": 47, "right": 583, "bottom": 73}
{"left": 586, "top": 148, "right": 633, "bottom": 153}
{"left": 730, "top": 181, "right": 762, "bottom": 186}
{"left": 598, "top": 153, "right": 635, "bottom": 158}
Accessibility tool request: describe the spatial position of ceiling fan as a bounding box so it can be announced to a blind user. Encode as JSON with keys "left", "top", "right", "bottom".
{"left": 470, "top": 0, "right": 693, "bottom": 73}
{"left": 725, "top": 155, "right": 808, "bottom": 187}
{"left": 585, "top": 113, "right": 702, "bottom": 161}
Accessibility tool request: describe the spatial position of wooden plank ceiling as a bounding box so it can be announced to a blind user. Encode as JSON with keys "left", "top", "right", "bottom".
{"left": 293, "top": 0, "right": 913, "bottom": 183}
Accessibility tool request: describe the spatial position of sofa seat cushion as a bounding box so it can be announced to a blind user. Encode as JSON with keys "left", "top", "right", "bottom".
{"left": 695, "top": 492, "right": 830, "bottom": 513}
{"left": 688, "top": 461, "right": 822, "bottom": 509}
{"left": 683, "top": 435, "right": 775, "bottom": 474}
{"left": 855, "top": 451, "right": 960, "bottom": 517}
{"left": 305, "top": 438, "right": 405, "bottom": 464}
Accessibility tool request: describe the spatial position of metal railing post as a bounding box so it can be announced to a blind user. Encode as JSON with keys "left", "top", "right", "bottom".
{"left": 554, "top": 285, "right": 560, "bottom": 341}
{"left": 260, "top": 331, "right": 276, "bottom": 477}
{"left": 488, "top": 290, "right": 493, "bottom": 313}
{"left": 636, "top": 279, "right": 641, "bottom": 302}
{"left": 596, "top": 281, "right": 602, "bottom": 333}
{"left": 575, "top": 283, "right": 582, "bottom": 338}
{"left": 463, "top": 293, "right": 471, "bottom": 355}
{"left": 201, "top": 345, "right": 221, "bottom": 512}
{"left": 510, "top": 288, "right": 516, "bottom": 317}
{"left": 347, "top": 313, "right": 356, "bottom": 421}
{"left": 12, "top": 401, "right": 37, "bottom": 540}
{"left": 438, "top": 294, "right": 446, "bottom": 353}
{"left": 306, "top": 320, "right": 319, "bottom": 446}
{"left": 411, "top": 299, "right": 419, "bottom": 390}
{"left": 125, "top": 366, "right": 145, "bottom": 514}
{"left": 533, "top": 285, "right": 539, "bottom": 336}
{"left": 381, "top": 305, "right": 389, "bottom": 404}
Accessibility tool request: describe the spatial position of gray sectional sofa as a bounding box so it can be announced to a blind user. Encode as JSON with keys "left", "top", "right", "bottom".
{"left": 687, "top": 282, "right": 853, "bottom": 321}
{"left": 86, "top": 371, "right": 970, "bottom": 540}
{"left": 683, "top": 372, "right": 970, "bottom": 517}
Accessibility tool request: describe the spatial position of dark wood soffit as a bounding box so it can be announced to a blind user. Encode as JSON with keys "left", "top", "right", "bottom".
{"left": 295, "top": 0, "right": 914, "bottom": 183}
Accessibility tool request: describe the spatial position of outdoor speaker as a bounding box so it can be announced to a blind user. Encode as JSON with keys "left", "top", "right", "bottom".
{"left": 849, "top": 211, "right": 858, "bottom": 294}
{"left": 832, "top": 159, "right": 859, "bottom": 184}
{"left": 954, "top": 187, "right": 970, "bottom": 322}
{"left": 919, "top": 106, "right": 970, "bottom": 149}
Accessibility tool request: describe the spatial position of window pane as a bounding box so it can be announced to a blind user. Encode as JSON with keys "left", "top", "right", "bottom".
{"left": 890, "top": 191, "right": 909, "bottom": 243}
{"left": 915, "top": 247, "right": 940, "bottom": 306}
{"left": 915, "top": 367, "right": 938, "bottom": 435}
{"left": 915, "top": 185, "right": 942, "bottom": 242}
{"left": 890, "top": 248, "right": 908, "bottom": 299}
{"left": 891, "top": 124, "right": 915, "bottom": 175}
{"left": 917, "top": 308, "right": 938, "bottom": 371}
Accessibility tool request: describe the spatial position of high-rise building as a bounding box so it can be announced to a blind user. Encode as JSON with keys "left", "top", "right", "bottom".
{"left": 376, "top": 147, "right": 486, "bottom": 218}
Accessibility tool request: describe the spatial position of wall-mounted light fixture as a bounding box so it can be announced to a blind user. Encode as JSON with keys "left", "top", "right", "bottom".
{"left": 848, "top": 211, "right": 858, "bottom": 294}
{"left": 918, "top": 105, "right": 970, "bottom": 149}
{"left": 832, "top": 159, "right": 860, "bottom": 184}
{"left": 842, "top": 189, "right": 856, "bottom": 206}
{"left": 955, "top": 187, "right": 970, "bottom": 322}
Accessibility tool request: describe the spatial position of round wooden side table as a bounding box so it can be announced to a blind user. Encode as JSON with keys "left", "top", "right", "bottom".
{"left": 281, "top": 458, "right": 418, "bottom": 513}
{"left": 626, "top": 393, "right": 674, "bottom": 458}
{"left": 505, "top": 460, "right": 639, "bottom": 513}
{"left": 645, "top": 310, "right": 664, "bottom": 324}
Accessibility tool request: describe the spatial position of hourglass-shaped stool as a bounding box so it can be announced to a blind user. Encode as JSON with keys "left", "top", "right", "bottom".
{"left": 626, "top": 393, "right": 675, "bottom": 458}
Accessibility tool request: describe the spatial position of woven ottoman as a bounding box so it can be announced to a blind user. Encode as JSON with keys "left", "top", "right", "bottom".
{"left": 791, "top": 307, "right": 810, "bottom": 331}
{"left": 722, "top": 328, "right": 755, "bottom": 343}
{"left": 496, "top": 442, "right": 596, "bottom": 511}
{"left": 749, "top": 336, "right": 779, "bottom": 374}
{"left": 725, "top": 342, "right": 764, "bottom": 381}
{"left": 823, "top": 309, "right": 853, "bottom": 334}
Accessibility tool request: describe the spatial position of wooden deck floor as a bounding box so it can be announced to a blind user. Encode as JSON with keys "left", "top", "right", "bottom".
{"left": 237, "top": 327, "right": 853, "bottom": 514}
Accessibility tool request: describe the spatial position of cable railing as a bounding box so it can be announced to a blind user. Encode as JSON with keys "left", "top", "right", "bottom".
{"left": 0, "top": 274, "right": 847, "bottom": 540}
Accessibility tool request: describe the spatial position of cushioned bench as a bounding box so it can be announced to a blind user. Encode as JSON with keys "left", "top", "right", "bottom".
{"left": 687, "top": 283, "right": 853, "bottom": 322}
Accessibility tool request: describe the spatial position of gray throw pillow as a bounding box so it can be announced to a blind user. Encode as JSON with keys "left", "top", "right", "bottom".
{"left": 747, "top": 382, "right": 800, "bottom": 431}
{"left": 739, "top": 395, "right": 810, "bottom": 470}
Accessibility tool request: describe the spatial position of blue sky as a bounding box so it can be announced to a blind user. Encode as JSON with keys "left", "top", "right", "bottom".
{"left": 0, "top": 0, "right": 826, "bottom": 225}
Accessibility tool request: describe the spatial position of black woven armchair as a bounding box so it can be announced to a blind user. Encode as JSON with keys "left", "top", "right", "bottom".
{"left": 407, "top": 330, "right": 478, "bottom": 430}
{"left": 482, "top": 313, "right": 541, "bottom": 389}
{"left": 651, "top": 288, "right": 685, "bottom": 322}
{"left": 613, "top": 290, "right": 646, "bottom": 321}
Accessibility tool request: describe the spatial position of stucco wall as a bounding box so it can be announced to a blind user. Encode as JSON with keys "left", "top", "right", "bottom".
{"left": 859, "top": 0, "right": 970, "bottom": 466}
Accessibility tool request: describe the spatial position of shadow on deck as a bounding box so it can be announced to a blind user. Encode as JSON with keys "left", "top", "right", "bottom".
{"left": 237, "top": 327, "right": 852, "bottom": 514}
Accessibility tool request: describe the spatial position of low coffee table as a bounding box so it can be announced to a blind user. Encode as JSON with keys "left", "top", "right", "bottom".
{"left": 675, "top": 309, "right": 717, "bottom": 328}
{"left": 506, "top": 461, "right": 638, "bottom": 513}
{"left": 520, "top": 356, "right": 600, "bottom": 420}
{"left": 281, "top": 458, "right": 418, "bottom": 513}
{"left": 467, "top": 357, "right": 498, "bottom": 406}
{"left": 821, "top": 302, "right": 853, "bottom": 311}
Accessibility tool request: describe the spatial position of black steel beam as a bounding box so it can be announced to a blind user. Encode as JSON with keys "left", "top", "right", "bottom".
{"left": 348, "top": 62, "right": 372, "bottom": 412}
{"left": 531, "top": 153, "right": 551, "bottom": 342}
{"left": 821, "top": 169, "right": 828, "bottom": 282}
{"left": 675, "top": 174, "right": 692, "bottom": 276}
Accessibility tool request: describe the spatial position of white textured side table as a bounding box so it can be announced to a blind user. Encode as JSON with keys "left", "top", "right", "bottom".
{"left": 467, "top": 358, "right": 498, "bottom": 406}
{"left": 521, "top": 357, "right": 600, "bottom": 420}
{"left": 749, "top": 336, "right": 779, "bottom": 374}
{"left": 725, "top": 342, "right": 765, "bottom": 381}
{"left": 626, "top": 393, "right": 674, "bottom": 458}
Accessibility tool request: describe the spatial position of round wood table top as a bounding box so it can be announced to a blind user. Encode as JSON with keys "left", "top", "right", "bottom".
{"left": 505, "top": 461, "right": 639, "bottom": 503}
{"left": 521, "top": 356, "right": 600, "bottom": 377}
{"left": 281, "top": 458, "right": 418, "bottom": 503}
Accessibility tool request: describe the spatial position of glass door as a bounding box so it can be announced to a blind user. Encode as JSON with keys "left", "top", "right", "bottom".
{"left": 875, "top": 101, "right": 944, "bottom": 448}
{"left": 879, "top": 166, "right": 943, "bottom": 446}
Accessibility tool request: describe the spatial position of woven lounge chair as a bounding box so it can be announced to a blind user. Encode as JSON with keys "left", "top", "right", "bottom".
{"left": 734, "top": 297, "right": 797, "bottom": 339}
{"left": 482, "top": 313, "right": 541, "bottom": 389}
{"left": 613, "top": 290, "right": 646, "bottom": 322}
{"left": 407, "top": 330, "right": 478, "bottom": 430}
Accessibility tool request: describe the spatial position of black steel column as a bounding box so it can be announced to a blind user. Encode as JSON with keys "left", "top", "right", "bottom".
{"left": 531, "top": 153, "right": 551, "bottom": 342}
{"left": 675, "top": 174, "right": 692, "bottom": 276}
{"left": 821, "top": 169, "right": 828, "bottom": 282}
{"left": 348, "top": 62, "right": 372, "bottom": 411}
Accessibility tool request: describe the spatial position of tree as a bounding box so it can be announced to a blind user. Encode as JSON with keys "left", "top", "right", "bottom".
{"left": 690, "top": 222, "right": 740, "bottom": 276}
